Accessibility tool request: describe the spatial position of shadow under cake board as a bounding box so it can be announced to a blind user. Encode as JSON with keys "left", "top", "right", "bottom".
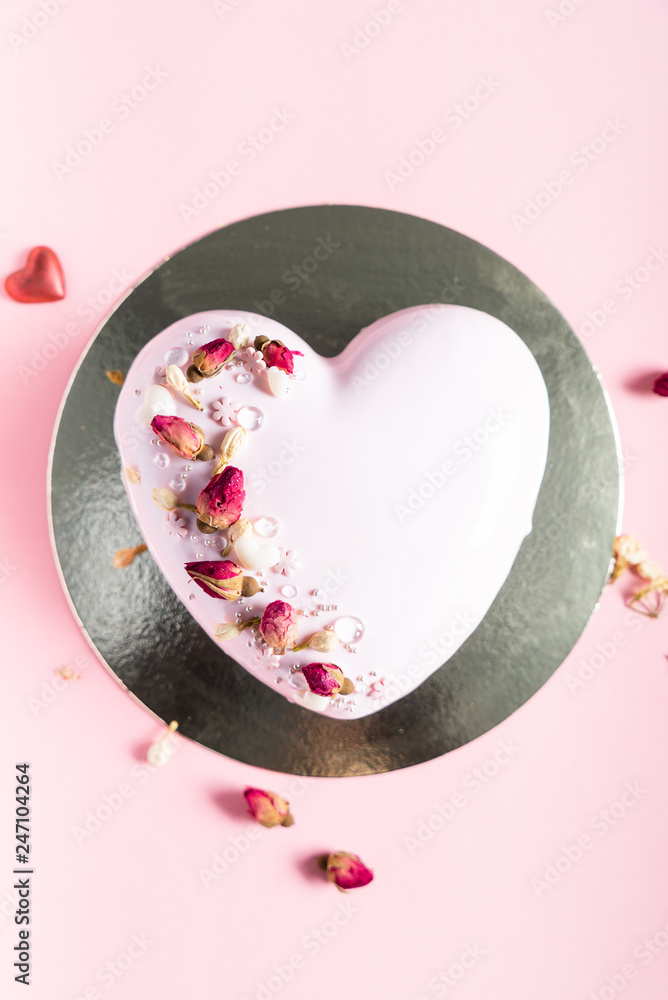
{"left": 48, "top": 205, "right": 622, "bottom": 777}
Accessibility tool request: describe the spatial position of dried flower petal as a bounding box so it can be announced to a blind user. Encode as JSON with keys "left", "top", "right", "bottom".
{"left": 151, "top": 414, "right": 205, "bottom": 459}
{"left": 165, "top": 364, "right": 203, "bottom": 410}
{"left": 259, "top": 600, "right": 299, "bottom": 652}
{"left": 106, "top": 369, "right": 125, "bottom": 385}
{"left": 123, "top": 466, "right": 141, "bottom": 485}
{"left": 152, "top": 487, "right": 179, "bottom": 510}
{"left": 197, "top": 467, "right": 245, "bottom": 529}
{"left": 244, "top": 787, "right": 293, "bottom": 828}
{"left": 653, "top": 373, "right": 668, "bottom": 397}
{"left": 56, "top": 666, "right": 80, "bottom": 681}
{"left": 214, "top": 622, "right": 243, "bottom": 641}
{"left": 191, "top": 338, "right": 236, "bottom": 378}
{"left": 229, "top": 323, "right": 252, "bottom": 350}
{"left": 326, "top": 851, "right": 373, "bottom": 891}
{"left": 222, "top": 517, "right": 252, "bottom": 555}
{"left": 214, "top": 426, "right": 246, "bottom": 475}
{"left": 113, "top": 543, "right": 147, "bottom": 568}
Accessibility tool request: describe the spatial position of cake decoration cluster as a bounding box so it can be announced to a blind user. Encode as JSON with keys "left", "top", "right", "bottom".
{"left": 611, "top": 534, "right": 667, "bottom": 617}
{"left": 125, "top": 318, "right": 365, "bottom": 711}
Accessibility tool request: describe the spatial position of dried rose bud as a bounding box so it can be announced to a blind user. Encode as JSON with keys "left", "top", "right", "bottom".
{"left": 196, "top": 467, "right": 245, "bottom": 530}
{"left": 185, "top": 560, "right": 257, "bottom": 601}
{"left": 326, "top": 851, "right": 374, "bottom": 891}
{"left": 259, "top": 339, "right": 302, "bottom": 375}
{"left": 294, "top": 629, "right": 340, "bottom": 653}
{"left": 190, "top": 338, "right": 236, "bottom": 378}
{"left": 259, "top": 600, "right": 299, "bottom": 652}
{"left": 151, "top": 414, "right": 205, "bottom": 460}
{"left": 244, "top": 787, "right": 293, "bottom": 828}
{"left": 302, "top": 663, "right": 354, "bottom": 697}
{"left": 653, "top": 373, "right": 668, "bottom": 397}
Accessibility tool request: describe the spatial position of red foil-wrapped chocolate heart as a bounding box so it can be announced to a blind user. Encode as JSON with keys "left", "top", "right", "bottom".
{"left": 5, "top": 246, "right": 66, "bottom": 303}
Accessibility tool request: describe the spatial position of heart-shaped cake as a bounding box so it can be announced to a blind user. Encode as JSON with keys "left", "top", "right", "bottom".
{"left": 113, "top": 306, "right": 549, "bottom": 719}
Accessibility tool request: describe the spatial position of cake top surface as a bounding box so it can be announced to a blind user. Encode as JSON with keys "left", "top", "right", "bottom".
{"left": 113, "top": 305, "right": 550, "bottom": 719}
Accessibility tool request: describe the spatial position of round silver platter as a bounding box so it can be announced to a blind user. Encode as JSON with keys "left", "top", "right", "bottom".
{"left": 49, "top": 206, "right": 621, "bottom": 776}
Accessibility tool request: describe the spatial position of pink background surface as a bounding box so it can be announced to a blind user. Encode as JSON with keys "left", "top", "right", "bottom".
{"left": 2, "top": 1, "right": 668, "bottom": 997}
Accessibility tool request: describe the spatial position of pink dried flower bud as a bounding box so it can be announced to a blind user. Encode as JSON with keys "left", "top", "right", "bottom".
{"left": 302, "top": 663, "right": 345, "bottom": 697}
{"left": 191, "top": 338, "right": 236, "bottom": 377}
{"left": 260, "top": 339, "right": 302, "bottom": 375}
{"left": 196, "top": 467, "right": 245, "bottom": 529}
{"left": 653, "top": 373, "right": 668, "bottom": 397}
{"left": 151, "top": 414, "right": 205, "bottom": 459}
{"left": 326, "top": 851, "right": 374, "bottom": 891}
{"left": 185, "top": 560, "right": 245, "bottom": 600}
{"left": 259, "top": 600, "right": 299, "bottom": 652}
{"left": 244, "top": 787, "right": 293, "bottom": 828}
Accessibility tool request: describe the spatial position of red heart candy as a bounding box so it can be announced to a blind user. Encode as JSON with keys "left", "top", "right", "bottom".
{"left": 5, "top": 246, "right": 66, "bottom": 303}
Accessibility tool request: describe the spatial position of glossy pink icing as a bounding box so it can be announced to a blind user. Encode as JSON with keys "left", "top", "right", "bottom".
{"left": 113, "top": 306, "right": 550, "bottom": 719}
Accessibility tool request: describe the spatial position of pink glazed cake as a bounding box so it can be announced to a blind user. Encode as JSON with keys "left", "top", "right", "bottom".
{"left": 113, "top": 306, "right": 550, "bottom": 719}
